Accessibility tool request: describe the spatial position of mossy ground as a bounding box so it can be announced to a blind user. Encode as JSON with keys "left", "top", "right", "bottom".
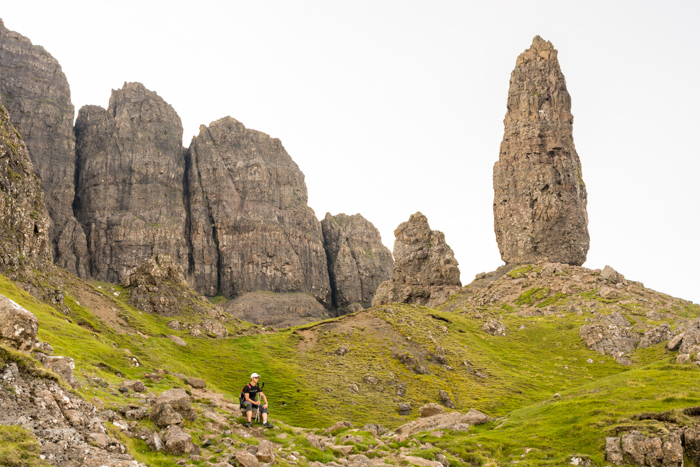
{"left": 1, "top": 267, "right": 700, "bottom": 466}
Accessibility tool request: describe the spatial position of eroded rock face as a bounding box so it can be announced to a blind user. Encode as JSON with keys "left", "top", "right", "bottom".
{"left": 186, "top": 117, "right": 331, "bottom": 304}
{"left": 579, "top": 312, "right": 640, "bottom": 365}
{"left": 0, "top": 105, "right": 53, "bottom": 276}
{"left": 620, "top": 430, "right": 683, "bottom": 467}
{"left": 372, "top": 212, "right": 461, "bottom": 307}
{"left": 0, "top": 20, "right": 89, "bottom": 277}
{"left": 321, "top": 213, "right": 393, "bottom": 313}
{"left": 493, "top": 36, "right": 589, "bottom": 266}
{"left": 74, "top": 82, "right": 188, "bottom": 284}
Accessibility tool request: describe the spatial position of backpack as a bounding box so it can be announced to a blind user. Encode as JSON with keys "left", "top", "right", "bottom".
{"left": 239, "top": 384, "right": 249, "bottom": 407}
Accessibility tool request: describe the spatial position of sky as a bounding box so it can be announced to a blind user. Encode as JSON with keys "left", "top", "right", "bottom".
{"left": 3, "top": 1, "right": 700, "bottom": 303}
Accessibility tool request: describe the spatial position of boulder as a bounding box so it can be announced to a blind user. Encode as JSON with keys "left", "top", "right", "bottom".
{"left": 186, "top": 377, "right": 207, "bottom": 389}
{"left": 482, "top": 319, "right": 507, "bottom": 336}
{"left": 667, "top": 333, "right": 685, "bottom": 351}
{"left": 372, "top": 212, "right": 461, "bottom": 308}
{"left": 163, "top": 425, "right": 194, "bottom": 455}
{"left": 201, "top": 319, "right": 228, "bottom": 338}
{"left": 235, "top": 450, "right": 260, "bottom": 467}
{"left": 168, "top": 335, "right": 187, "bottom": 346}
{"left": 0, "top": 295, "right": 39, "bottom": 351}
{"left": 600, "top": 266, "right": 625, "bottom": 284}
{"left": 493, "top": 36, "right": 589, "bottom": 266}
{"left": 679, "top": 320, "right": 700, "bottom": 354}
{"left": 36, "top": 354, "right": 79, "bottom": 387}
{"left": 149, "top": 402, "right": 183, "bottom": 428}
{"left": 321, "top": 213, "right": 393, "bottom": 313}
{"left": 255, "top": 439, "right": 276, "bottom": 463}
{"left": 396, "top": 411, "right": 476, "bottom": 437}
{"left": 155, "top": 388, "right": 196, "bottom": 421}
{"left": 420, "top": 403, "right": 445, "bottom": 418}
{"left": 398, "top": 403, "right": 412, "bottom": 415}
{"left": 121, "top": 380, "right": 146, "bottom": 393}
{"left": 439, "top": 390, "right": 456, "bottom": 409}
{"left": 463, "top": 409, "right": 491, "bottom": 425}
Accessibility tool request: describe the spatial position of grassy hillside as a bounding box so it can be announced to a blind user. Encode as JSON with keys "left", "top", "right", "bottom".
{"left": 1, "top": 262, "right": 699, "bottom": 466}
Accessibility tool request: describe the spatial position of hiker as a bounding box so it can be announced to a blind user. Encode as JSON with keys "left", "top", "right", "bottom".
{"left": 241, "top": 372, "right": 273, "bottom": 428}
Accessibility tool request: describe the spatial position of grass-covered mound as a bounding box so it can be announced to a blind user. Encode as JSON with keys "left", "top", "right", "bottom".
{"left": 0, "top": 261, "right": 698, "bottom": 465}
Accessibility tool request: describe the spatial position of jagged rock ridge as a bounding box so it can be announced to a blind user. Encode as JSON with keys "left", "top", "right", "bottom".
{"left": 493, "top": 35, "right": 589, "bottom": 266}
{"left": 321, "top": 213, "right": 394, "bottom": 313}
{"left": 74, "top": 82, "right": 189, "bottom": 284}
{"left": 372, "top": 212, "right": 461, "bottom": 307}
{"left": 186, "top": 116, "right": 332, "bottom": 304}
{"left": 0, "top": 19, "right": 89, "bottom": 277}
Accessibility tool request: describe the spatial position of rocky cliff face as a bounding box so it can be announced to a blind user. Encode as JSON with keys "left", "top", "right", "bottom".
{"left": 321, "top": 213, "right": 393, "bottom": 313}
{"left": 0, "top": 19, "right": 89, "bottom": 277}
{"left": 493, "top": 36, "right": 589, "bottom": 266}
{"left": 74, "top": 83, "right": 189, "bottom": 284}
{"left": 0, "top": 105, "right": 53, "bottom": 277}
{"left": 372, "top": 212, "right": 461, "bottom": 307}
{"left": 186, "top": 117, "right": 332, "bottom": 305}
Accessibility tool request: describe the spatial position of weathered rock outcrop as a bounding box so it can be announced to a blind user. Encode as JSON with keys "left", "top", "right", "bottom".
{"left": 0, "top": 19, "right": 89, "bottom": 277}
{"left": 225, "top": 291, "right": 330, "bottom": 328}
{"left": 121, "top": 254, "right": 212, "bottom": 316}
{"left": 493, "top": 36, "right": 589, "bottom": 266}
{"left": 0, "top": 105, "right": 53, "bottom": 276}
{"left": 321, "top": 213, "right": 393, "bottom": 313}
{"left": 74, "top": 83, "right": 189, "bottom": 283}
{"left": 372, "top": 212, "right": 461, "bottom": 307}
{"left": 0, "top": 294, "right": 39, "bottom": 351}
{"left": 186, "top": 117, "right": 331, "bottom": 304}
{"left": 579, "top": 311, "right": 640, "bottom": 365}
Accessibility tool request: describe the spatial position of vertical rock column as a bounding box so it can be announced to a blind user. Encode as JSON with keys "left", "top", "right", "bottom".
{"left": 321, "top": 213, "right": 393, "bottom": 313}
{"left": 186, "top": 117, "right": 331, "bottom": 305}
{"left": 493, "top": 36, "right": 589, "bottom": 266}
{"left": 0, "top": 19, "right": 88, "bottom": 276}
{"left": 74, "top": 83, "right": 189, "bottom": 283}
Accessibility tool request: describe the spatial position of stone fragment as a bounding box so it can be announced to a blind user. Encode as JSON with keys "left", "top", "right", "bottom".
{"left": 396, "top": 411, "right": 476, "bottom": 437}
{"left": 155, "top": 388, "right": 196, "bottom": 421}
{"left": 463, "top": 408, "right": 491, "bottom": 425}
{"left": 668, "top": 332, "right": 685, "bottom": 351}
{"left": 599, "top": 286, "right": 618, "bottom": 300}
{"left": 186, "top": 377, "right": 206, "bottom": 389}
{"left": 187, "top": 116, "right": 331, "bottom": 303}
{"left": 0, "top": 21, "right": 88, "bottom": 276}
{"left": 168, "top": 335, "right": 187, "bottom": 346}
{"left": 332, "top": 445, "right": 354, "bottom": 455}
{"left": 493, "top": 36, "right": 589, "bottom": 266}
{"left": 37, "top": 354, "right": 79, "bottom": 387}
{"left": 149, "top": 402, "right": 183, "bottom": 427}
{"left": 677, "top": 354, "right": 690, "bottom": 364}
{"left": 201, "top": 319, "right": 228, "bottom": 338}
{"left": 0, "top": 295, "right": 39, "bottom": 351}
{"left": 439, "top": 390, "right": 456, "bottom": 409}
{"left": 122, "top": 380, "right": 147, "bottom": 393}
{"left": 420, "top": 403, "right": 445, "bottom": 418}
{"left": 372, "top": 212, "right": 461, "bottom": 308}
{"left": 398, "top": 403, "right": 412, "bottom": 415}
{"left": 235, "top": 450, "right": 260, "bottom": 467}
{"left": 402, "top": 456, "right": 443, "bottom": 467}
{"left": 482, "top": 319, "right": 507, "bottom": 336}
{"left": 601, "top": 266, "right": 625, "bottom": 284}
{"left": 164, "top": 425, "right": 194, "bottom": 455}
{"left": 321, "top": 213, "right": 393, "bottom": 313}
{"left": 74, "top": 83, "right": 188, "bottom": 283}
{"left": 255, "top": 439, "right": 276, "bottom": 463}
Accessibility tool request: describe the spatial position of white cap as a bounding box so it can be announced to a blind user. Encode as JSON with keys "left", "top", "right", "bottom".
{"left": 251, "top": 373, "right": 260, "bottom": 378}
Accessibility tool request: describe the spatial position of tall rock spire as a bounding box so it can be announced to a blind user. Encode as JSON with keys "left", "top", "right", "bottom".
{"left": 493, "top": 36, "right": 589, "bottom": 266}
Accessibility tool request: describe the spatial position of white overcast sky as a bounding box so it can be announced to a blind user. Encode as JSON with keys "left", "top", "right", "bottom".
{"left": 4, "top": 1, "right": 700, "bottom": 304}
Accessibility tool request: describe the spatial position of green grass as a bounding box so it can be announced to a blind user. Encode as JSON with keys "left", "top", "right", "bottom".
{"left": 0, "top": 425, "right": 51, "bottom": 467}
{"left": 2, "top": 269, "right": 699, "bottom": 466}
